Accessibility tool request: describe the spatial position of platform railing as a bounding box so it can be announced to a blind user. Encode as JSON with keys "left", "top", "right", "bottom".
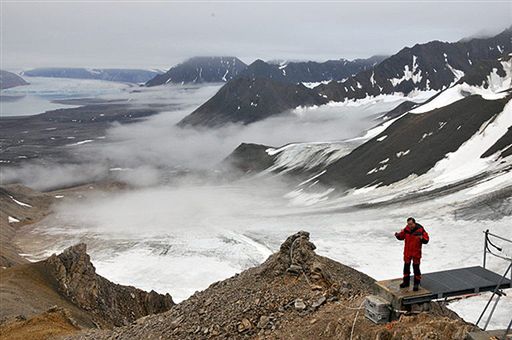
{"left": 478, "top": 230, "right": 512, "bottom": 339}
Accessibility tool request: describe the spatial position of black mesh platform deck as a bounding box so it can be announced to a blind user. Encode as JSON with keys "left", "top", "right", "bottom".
{"left": 402, "top": 266, "right": 511, "bottom": 305}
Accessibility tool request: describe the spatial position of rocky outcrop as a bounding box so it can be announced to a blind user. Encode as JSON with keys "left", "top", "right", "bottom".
{"left": 0, "top": 241, "right": 174, "bottom": 339}
{"left": 220, "top": 143, "right": 275, "bottom": 175}
{"left": 45, "top": 243, "right": 174, "bottom": 327}
{"left": 67, "top": 231, "right": 474, "bottom": 340}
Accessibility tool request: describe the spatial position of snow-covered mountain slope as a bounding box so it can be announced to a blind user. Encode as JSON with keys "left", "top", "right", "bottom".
{"left": 223, "top": 55, "right": 512, "bottom": 201}
{"left": 316, "top": 27, "right": 512, "bottom": 101}
{"left": 145, "top": 57, "right": 247, "bottom": 86}
{"left": 21, "top": 68, "right": 162, "bottom": 84}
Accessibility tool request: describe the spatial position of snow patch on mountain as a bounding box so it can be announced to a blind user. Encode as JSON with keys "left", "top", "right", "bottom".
{"left": 411, "top": 60, "right": 511, "bottom": 114}
{"left": 427, "top": 101, "right": 512, "bottom": 186}
{"left": 266, "top": 142, "right": 354, "bottom": 173}
{"left": 389, "top": 55, "right": 423, "bottom": 86}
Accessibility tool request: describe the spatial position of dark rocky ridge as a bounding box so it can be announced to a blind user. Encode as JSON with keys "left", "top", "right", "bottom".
{"left": 146, "top": 55, "right": 386, "bottom": 87}
{"left": 177, "top": 77, "right": 328, "bottom": 127}
{"left": 146, "top": 57, "right": 247, "bottom": 86}
{"left": 0, "top": 70, "right": 29, "bottom": 90}
{"left": 221, "top": 143, "right": 276, "bottom": 174}
{"left": 0, "top": 243, "right": 174, "bottom": 333}
{"left": 46, "top": 243, "right": 174, "bottom": 326}
{"left": 21, "top": 68, "right": 162, "bottom": 83}
{"left": 316, "top": 27, "right": 512, "bottom": 101}
{"left": 239, "top": 56, "right": 386, "bottom": 84}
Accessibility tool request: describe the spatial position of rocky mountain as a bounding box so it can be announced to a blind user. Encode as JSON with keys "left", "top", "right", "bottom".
{"left": 178, "top": 28, "right": 511, "bottom": 128}
{"left": 145, "top": 57, "right": 247, "bottom": 86}
{"left": 0, "top": 70, "right": 29, "bottom": 90}
{"left": 0, "top": 242, "right": 173, "bottom": 338}
{"left": 68, "top": 231, "right": 475, "bottom": 339}
{"left": 147, "top": 55, "right": 385, "bottom": 87}
{"left": 316, "top": 27, "right": 512, "bottom": 101}
{"left": 177, "top": 77, "right": 328, "bottom": 127}
{"left": 239, "top": 56, "right": 386, "bottom": 85}
{"left": 21, "top": 68, "right": 162, "bottom": 83}
{"left": 223, "top": 55, "right": 512, "bottom": 193}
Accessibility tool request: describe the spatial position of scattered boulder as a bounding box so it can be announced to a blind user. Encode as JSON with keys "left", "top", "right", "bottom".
{"left": 294, "top": 299, "right": 306, "bottom": 311}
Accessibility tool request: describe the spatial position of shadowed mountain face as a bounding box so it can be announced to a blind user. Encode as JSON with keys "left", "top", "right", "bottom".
{"left": 21, "top": 68, "right": 162, "bottom": 83}
{"left": 0, "top": 70, "right": 29, "bottom": 90}
{"left": 319, "top": 94, "right": 510, "bottom": 189}
{"left": 177, "top": 76, "right": 328, "bottom": 127}
{"left": 145, "top": 56, "right": 247, "bottom": 86}
{"left": 238, "top": 55, "right": 386, "bottom": 84}
{"left": 316, "top": 28, "right": 512, "bottom": 101}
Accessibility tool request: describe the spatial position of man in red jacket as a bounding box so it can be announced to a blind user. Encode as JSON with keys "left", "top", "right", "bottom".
{"left": 395, "top": 217, "right": 429, "bottom": 291}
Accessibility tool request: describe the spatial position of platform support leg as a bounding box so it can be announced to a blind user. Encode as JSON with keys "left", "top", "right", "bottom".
{"left": 476, "top": 262, "right": 512, "bottom": 328}
{"left": 503, "top": 317, "right": 512, "bottom": 340}
{"left": 483, "top": 293, "right": 501, "bottom": 331}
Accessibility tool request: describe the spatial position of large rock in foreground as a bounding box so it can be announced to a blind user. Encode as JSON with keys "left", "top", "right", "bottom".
{"left": 47, "top": 243, "right": 174, "bottom": 326}
{"left": 0, "top": 243, "right": 174, "bottom": 335}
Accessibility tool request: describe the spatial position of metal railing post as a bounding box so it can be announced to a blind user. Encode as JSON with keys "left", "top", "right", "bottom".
{"left": 483, "top": 229, "right": 489, "bottom": 269}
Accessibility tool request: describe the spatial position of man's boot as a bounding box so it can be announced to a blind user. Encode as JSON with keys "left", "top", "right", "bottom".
{"left": 413, "top": 277, "right": 420, "bottom": 291}
{"left": 413, "top": 263, "right": 421, "bottom": 291}
{"left": 399, "top": 275, "right": 410, "bottom": 288}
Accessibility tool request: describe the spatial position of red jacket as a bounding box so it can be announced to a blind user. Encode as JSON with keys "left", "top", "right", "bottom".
{"left": 395, "top": 223, "right": 429, "bottom": 260}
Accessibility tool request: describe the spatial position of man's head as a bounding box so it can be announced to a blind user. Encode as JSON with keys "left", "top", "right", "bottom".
{"left": 407, "top": 217, "right": 416, "bottom": 227}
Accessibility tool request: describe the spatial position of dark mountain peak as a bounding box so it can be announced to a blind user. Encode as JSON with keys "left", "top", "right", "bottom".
{"left": 177, "top": 76, "right": 328, "bottom": 127}
{"left": 146, "top": 56, "right": 247, "bottom": 86}
{"left": 240, "top": 56, "right": 386, "bottom": 86}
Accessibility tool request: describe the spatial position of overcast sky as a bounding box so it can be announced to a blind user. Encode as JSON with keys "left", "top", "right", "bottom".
{"left": 1, "top": 1, "right": 511, "bottom": 70}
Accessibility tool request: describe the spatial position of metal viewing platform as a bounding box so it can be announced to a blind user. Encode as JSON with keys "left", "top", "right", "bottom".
{"left": 369, "top": 230, "right": 512, "bottom": 339}
{"left": 376, "top": 265, "right": 511, "bottom": 307}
